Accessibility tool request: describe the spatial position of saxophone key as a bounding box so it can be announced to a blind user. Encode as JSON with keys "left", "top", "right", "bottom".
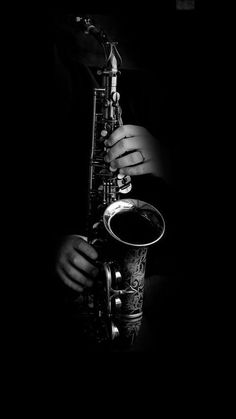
{"left": 100, "top": 129, "right": 108, "bottom": 138}
{"left": 117, "top": 173, "right": 132, "bottom": 194}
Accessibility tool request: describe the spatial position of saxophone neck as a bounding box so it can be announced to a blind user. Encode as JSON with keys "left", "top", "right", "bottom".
{"left": 102, "top": 42, "right": 122, "bottom": 75}
{"left": 74, "top": 16, "right": 122, "bottom": 76}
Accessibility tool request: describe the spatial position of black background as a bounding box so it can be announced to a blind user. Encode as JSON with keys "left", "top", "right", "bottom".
{"left": 6, "top": 2, "right": 211, "bottom": 357}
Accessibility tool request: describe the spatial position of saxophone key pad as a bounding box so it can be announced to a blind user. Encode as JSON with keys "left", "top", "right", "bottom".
{"left": 100, "top": 129, "right": 108, "bottom": 138}
{"left": 117, "top": 173, "right": 132, "bottom": 194}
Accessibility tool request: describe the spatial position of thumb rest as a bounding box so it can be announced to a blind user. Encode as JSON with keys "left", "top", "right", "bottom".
{"left": 74, "top": 16, "right": 165, "bottom": 348}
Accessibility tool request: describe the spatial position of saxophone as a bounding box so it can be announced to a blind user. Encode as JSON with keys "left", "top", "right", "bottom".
{"left": 74, "top": 16, "right": 165, "bottom": 348}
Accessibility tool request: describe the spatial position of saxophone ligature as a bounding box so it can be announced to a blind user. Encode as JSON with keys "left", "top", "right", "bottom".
{"left": 74, "top": 15, "right": 165, "bottom": 348}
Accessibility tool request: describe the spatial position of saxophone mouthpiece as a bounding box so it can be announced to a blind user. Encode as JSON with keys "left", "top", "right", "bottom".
{"left": 74, "top": 15, "right": 109, "bottom": 44}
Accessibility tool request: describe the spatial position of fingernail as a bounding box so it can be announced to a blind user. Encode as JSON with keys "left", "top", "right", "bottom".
{"left": 109, "top": 165, "right": 117, "bottom": 172}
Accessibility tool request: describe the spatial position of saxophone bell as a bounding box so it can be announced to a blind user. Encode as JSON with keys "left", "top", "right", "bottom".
{"left": 103, "top": 199, "right": 165, "bottom": 247}
{"left": 100, "top": 199, "right": 165, "bottom": 346}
